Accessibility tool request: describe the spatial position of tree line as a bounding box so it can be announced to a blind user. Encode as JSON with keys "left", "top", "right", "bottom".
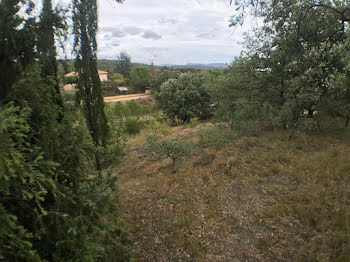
{"left": 0, "top": 0, "right": 132, "bottom": 261}
{"left": 152, "top": 0, "right": 350, "bottom": 135}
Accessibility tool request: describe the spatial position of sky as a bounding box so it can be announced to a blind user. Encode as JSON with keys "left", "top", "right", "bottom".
{"left": 50, "top": 0, "right": 257, "bottom": 65}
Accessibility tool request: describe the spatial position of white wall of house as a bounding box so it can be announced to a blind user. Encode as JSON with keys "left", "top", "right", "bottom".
{"left": 99, "top": 73, "right": 108, "bottom": 82}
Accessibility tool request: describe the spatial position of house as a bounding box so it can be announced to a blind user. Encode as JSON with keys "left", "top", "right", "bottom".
{"left": 64, "top": 70, "right": 108, "bottom": 92}
{"left": 97, "top": 70, "right": 108, "bottom": 82}
{"left": 64, "top": 70, "right": 108, "bottom": 82}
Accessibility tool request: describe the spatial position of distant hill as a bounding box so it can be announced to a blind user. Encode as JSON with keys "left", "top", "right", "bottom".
{"left": 58, "top": 59, "right": 228, "bottom": 73}
{"left": 161, "top": 63, "right": 228, "bottom": 70}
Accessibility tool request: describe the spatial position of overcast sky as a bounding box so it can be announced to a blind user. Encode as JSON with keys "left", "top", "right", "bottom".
{"left": 52, "top": 0, "right": 256, "bottom": 65}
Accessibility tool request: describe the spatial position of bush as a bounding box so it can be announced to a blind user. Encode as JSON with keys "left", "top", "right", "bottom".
{"left": 111, "top": 101, "right": 151, "bottom": 136}
{"left": 125, "top": 117, "right": 141, "bottom": 135}
{"left": 102, "top": 80, "right": 119, "bottom": 96}
{"left": 197, "top": 126, "right": 237, "bottom": 150}
{"left": 125, "top": 100, "right": 142, "bottom": 117}
{"left": 145, "top": 136, "right": 194, "bottom": 168}
{"left": 185, "top": 119, "right": 199, "bottom": 128}
{"left": 148, "top": 118, "right": 171, "bottom": 136}
{"left": 104, "top": 103, "right": 125, "bottom": 164}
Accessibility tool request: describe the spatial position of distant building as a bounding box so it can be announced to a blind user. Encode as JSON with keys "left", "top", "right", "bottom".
{"left": 97, "top": 70, "right": 108, "bottom": 82}
{"left": 64, "top": 70, "right": 108, "bottom": 92}
{"left": 64, "top": 83, "right": 76, "bottom": 92}
{"left": 64, "top": 70, "right": 108, "bottom": 82}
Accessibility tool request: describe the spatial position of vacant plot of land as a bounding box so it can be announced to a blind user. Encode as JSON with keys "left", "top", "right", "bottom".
{"left": 116, "top": 124, "right": 350, "bottom": 261}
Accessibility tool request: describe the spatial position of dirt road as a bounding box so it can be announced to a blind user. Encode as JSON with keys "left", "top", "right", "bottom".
{"left": 104, "top": 94, "right": 150, "bottom": 104}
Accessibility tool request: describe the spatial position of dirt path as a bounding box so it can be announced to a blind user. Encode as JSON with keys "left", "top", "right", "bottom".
{"left": 104, "top": 94, "right": 150, "bottom": 104}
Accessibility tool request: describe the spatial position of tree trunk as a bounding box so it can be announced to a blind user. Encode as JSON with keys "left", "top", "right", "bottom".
{"left": 307, "top": 109, "right": 314, "bottom": 118}
{"left": 346, "top": 116, "right": 350, "bottom": 127}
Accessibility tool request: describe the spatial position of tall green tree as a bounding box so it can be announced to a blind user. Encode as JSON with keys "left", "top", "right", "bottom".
{"left": 223, "top": 0, "right": 350, "bottom": 130}
{"left": 115, "top": 51, "right": 132, "bottom": 78}
{"left": 0, "top": 0, "right": 36, "bottom": 102}
{"left": 73, "top": 0, "right": 123, "bottom": 170}
{"left": 38, "top": 0, "right": 66, "bottom": 112}
{"left": 1, "top": 1, "right": 132, "bottom": 261}
{"left": 130, "top": 65, "right": 152, "bottom": 92}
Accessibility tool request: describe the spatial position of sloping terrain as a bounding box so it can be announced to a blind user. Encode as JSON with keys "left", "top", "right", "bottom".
{"left": 116, "top": 125, "right": 350, "bottom": 261}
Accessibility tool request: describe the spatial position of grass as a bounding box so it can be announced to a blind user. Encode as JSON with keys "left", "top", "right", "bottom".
{"left": 116, "top": 123, "right": 350, "bottom": 261}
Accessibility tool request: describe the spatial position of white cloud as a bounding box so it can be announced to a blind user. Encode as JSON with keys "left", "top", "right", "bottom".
{"left": 142, "top": 30, "right": 162, "bottom": 40}
{"left": 53, "top": 0, "right": 256, "bottom": 64}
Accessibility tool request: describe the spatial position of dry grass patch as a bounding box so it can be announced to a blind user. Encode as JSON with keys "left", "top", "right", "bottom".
{"left": 116, "top": 125, "right": 350, "bottom": 261}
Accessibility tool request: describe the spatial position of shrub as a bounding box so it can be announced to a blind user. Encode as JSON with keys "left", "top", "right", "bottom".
{"left": 125, "top": 117, "right": 141, "bottom": 135}
{"left": 145, "top": 136, "right": 193, "bottom": 168}
{"left": 125, "top": 100, "right": 142, "bottom": 117}
{"left": 148, "top": 118, "right": 171, "bottom": 136}
{"left": 185, "top": 119, "right": 199, "bottom": 128}
{"left": 197, "top": 126, "right": 237, "bottom": 150}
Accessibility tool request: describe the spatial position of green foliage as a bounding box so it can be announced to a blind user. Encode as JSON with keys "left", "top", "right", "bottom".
{"left": 130, "top": 65, "right": 152, "bottom": 92}
{"left": 104, "top": 103, "right": 125, "bottom": 163}
{"left": 125, "top": 100, "right": 142, "bottom": 117}
{"left": 115, "top": 51, "right": 132, "bottom": 78}
{"left": 73, "top": 0, "right": 109, "bottom": 170}
{"left": 157, "top": 72, "right": 211, "bottom": 123}
{"left": 213, "top": 1, "right": 350, "bottom": 133}
{"left": 0, "top": 0, "right": 37, "bottom": 102}
{"left": 125, "top": 117, "right": 141, "bottom": 135}
{"left": 102, "top": 80, "right": 119, "bottom": 96}
{"left": 110, "top": 101, "right": 149, "bottom": 136}
{"left": 0, "top": 103, "right": 50, "bottom": 261}
{"left": 0, "top": 1, "right": 132, "bottom": 261}
{"left": 109, "top": 72, "right": 126, "bottom": 86}
{"left": 185, "top": 119, "right": 199, "bottom": 128}
{"left": 51, "top": 170, "right": 132, "bottom": 262}
{"left": 145, "top": 136, "right": 194, "bottom": 167}
{"left": 148, "top": 118, "right": 171, "bottom": 136}
{"left": 197, "top": 126, "right": 237, "bottom": 150}
{"left": 152, "top": 68, "right": 181, "bottom": 97}
{"left": 64, "top": 75, "right": 78, "bottom": 85}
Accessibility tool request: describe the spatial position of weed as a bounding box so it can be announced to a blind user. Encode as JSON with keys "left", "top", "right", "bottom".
{"left": 194, "top": 152, "right": 215, "bottom": 166}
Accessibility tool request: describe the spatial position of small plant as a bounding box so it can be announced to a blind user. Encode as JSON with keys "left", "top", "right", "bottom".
{"left": 125, "top": 117, "right": 141, "bottom": 135}
{"left": 148, "top": 118, "right": 171, "bottom": 136}
{"left": 145, "top": 135, "right": 193, "bottom": 168}
{"left": 185, "top": 119, "right": 199, "bottom": 128}
{"left": 125, "top": 100, "right": 142, "bottom": 117}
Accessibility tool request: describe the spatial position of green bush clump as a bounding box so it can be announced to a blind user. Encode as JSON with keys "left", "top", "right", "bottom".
{"left": 125, "top": 117, "right": 141, "bottom": 135}
{"left": 145, "top": 136, "right": 194, "bottom": 168}
{"left": 185, "top": 119, "right": 199, "bottom": 128}
{"left": 111, "top": 101, "right": 152, "bottom": 136}
{"left": 197, "top": 126, "right": 237, "bottom": 150}
{"left": 148, "top": 113, "right": 171, "bottom": 136}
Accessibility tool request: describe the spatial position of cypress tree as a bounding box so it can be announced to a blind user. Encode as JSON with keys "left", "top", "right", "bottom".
{"left": 73, "top": 0, "right": 123, "bottom": 170}
{"left": 37, "top": 0, "right": 63, "bottom": 109}
{"left": 0, "top": 0, "right": 36, "bottom": 103}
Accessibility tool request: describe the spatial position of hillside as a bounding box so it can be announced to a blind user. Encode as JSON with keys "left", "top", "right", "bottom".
{"left": 116, "top": 123, "right": 350, "bottom": 261}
